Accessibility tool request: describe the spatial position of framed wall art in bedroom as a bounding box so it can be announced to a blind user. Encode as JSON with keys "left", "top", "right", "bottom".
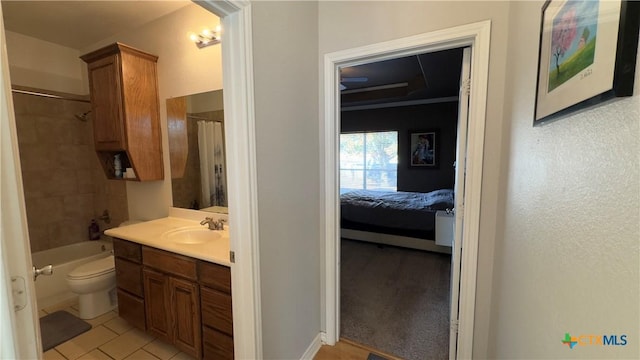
{"left": 534, "top": 0, "right": 639, "bottom": 125}
{"left": 409, "top": 130, "right": 438, "bottom": 168}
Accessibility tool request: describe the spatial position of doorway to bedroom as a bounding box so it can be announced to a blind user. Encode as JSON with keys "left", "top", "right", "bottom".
{"left": 337, "top": 47, "right": 465, "bottom": 359}
{"left": 323, "top": 21, "right": 490, "bottom": 360}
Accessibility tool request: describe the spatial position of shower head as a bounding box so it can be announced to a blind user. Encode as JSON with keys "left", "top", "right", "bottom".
{"left": 75, "top": 110, "right": 91, "bottom": 122}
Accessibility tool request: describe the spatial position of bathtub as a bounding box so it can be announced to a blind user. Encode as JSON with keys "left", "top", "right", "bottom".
{"left": 31, "top": 239, "right": 113, "bottom": 310}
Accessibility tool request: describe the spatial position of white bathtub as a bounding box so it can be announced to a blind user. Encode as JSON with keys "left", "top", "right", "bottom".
{"left": 31, "top": 239, "right": 113, "bottom": 310}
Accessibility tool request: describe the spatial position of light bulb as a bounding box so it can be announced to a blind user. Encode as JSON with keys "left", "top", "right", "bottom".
{"left": 189, "top": 33, "right": 198, "bottom": 42}
{"left": 202, "top": 28, "right": 212, "bottom": 37}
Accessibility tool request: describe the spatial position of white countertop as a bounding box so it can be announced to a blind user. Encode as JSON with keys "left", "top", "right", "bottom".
{"left": 105, "top": 216, "right": 231, "bottom": 267}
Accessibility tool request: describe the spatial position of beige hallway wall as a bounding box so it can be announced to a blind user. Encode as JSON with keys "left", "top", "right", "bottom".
{"left": 318, "top": 2, "right": 512, "bottom": 356}
{"left": 251, "top": 1, "right": 321, "bottom": 358}
{"left": 493, "top": 1, "right": 640, "bottom": 358}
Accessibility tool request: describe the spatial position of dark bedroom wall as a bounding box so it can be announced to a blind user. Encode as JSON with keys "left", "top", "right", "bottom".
{"left": 341, "top": 102, "right": 458, "bottom": 193}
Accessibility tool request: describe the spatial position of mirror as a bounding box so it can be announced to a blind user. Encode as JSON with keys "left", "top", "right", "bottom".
{"left": 167, "top": 90, "right": 228, "bottom": 213}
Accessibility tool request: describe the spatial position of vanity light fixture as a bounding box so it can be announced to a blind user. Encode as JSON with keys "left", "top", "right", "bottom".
{"left": 189, "top": 26, "right": 221, "bottom": 48}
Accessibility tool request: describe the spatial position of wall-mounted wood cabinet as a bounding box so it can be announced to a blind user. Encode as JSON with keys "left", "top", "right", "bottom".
{"left": 81, "top": 42, "right": 163, "bottom": 181}
{"left": 166, "top": 97, "right": 188, "bottom": 179}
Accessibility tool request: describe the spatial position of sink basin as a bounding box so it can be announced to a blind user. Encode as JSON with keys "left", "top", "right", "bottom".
{"left": 162, "top": 227, "right": 222, "bottom": 244}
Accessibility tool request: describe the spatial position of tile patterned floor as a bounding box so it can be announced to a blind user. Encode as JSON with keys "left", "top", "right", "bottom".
{"left": 40, "top": 299, "right": 195, "bottom": 360}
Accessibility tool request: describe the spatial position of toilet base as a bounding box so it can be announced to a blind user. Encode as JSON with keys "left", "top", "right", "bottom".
{"left": 77, "top": 286, "right": 117, "bottom": 319}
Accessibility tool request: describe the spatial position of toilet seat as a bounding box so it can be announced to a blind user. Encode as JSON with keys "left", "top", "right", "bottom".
{"left": 67, "top": 256, "right": 114, "bottom": 280}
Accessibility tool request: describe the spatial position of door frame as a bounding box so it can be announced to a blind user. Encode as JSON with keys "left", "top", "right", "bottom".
{"left": 450, "top": 46, "right": 472, "bottom": 360}
{"left": 0, "top": 5, "right": 41, "bottom": 358}
{"left": 322, "top": 20, "right": 491, "bottom": 359}
{"left": 196, "top": 1, "right": 262, "bottom": 359}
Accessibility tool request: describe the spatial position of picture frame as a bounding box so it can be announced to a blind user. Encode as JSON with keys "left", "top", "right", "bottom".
{"left": 534, "top": 0, "right": 639, "bottom": 125}
{"left": 409, "top": 130, "right": 437, "bottom": 168}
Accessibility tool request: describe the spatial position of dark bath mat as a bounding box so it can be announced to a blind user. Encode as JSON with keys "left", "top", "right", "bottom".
{"left": 40, "top": 310, "right": 91, "bottom": 351}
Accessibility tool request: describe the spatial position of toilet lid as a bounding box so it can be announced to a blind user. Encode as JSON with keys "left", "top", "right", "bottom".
{"left": 67, "top": 255, "right": 114, "bottom": 279}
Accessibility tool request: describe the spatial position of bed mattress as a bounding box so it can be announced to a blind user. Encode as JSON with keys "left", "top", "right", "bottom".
{"left": 340, "top": 189, "right": 454, "bottom": 236}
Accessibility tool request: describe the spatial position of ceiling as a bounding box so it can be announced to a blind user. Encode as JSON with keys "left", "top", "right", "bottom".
{"left": 1, "top": 0, "right": 463, "bottom": 109}
{"left": 1, "top": 1, "right": 191, "bottom": 49}
{"left": 340, "top": 48, "right": 464, "bottom": 110}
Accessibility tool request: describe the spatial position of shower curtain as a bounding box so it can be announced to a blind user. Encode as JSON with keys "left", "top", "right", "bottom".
{"left": 197, "top": 121, "right": 227, "bottom": 207}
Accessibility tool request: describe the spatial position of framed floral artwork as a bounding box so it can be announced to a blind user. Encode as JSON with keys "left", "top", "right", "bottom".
{"left": 534, "top": 0, "right": 639, "bottom": 125}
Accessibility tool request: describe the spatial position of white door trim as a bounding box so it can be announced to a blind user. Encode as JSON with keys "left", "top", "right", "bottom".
{"left": 195, "top": 1, "right": 262, "bottom": 358}
{"left": 0, "top": 6, "right": 41, "bottom": 358}
{"left": 450, "top": 47, "right": 472, "bottom": 360}
{"left": 322, "top": 20, "right": 491, "bottom": 359}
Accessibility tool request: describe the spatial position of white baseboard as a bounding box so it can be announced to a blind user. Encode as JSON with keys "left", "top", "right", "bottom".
{"left": 341, "top": 228, "right": 452, "bottom": 254}
{"left": 320, "top": 331, "right": 328, "bottom": 345}
{"left": 300, "top": 332, "right": 323, "bottom": 360}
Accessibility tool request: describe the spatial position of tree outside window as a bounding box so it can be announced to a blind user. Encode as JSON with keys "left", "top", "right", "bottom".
{"left": 340, "top": 131, "right": 397, "bottom": 192}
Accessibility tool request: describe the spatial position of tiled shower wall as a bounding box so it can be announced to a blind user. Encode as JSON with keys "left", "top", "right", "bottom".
{"left": 12, "top": 92, "right": 128, "bottom": 253}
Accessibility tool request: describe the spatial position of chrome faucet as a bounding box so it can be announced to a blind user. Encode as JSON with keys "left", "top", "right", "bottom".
{"left": 200, "top": 217, "right": 226, "bottom": 230}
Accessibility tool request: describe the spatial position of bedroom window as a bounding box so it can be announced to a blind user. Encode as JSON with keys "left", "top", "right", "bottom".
{"left": 340, "top": 131, "right": 398, "bottom": 192}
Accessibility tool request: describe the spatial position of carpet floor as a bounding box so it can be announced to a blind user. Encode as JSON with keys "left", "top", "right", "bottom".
{"left": 340, "top": 239, "right": 451, "bottom": 360}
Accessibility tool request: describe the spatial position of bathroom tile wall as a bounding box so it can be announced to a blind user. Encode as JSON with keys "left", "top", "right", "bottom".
{"left": 12, "top": 92, "right": 128, "bottom": 253}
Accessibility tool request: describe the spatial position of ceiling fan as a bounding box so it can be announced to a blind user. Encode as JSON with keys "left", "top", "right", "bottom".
{"left": 339, "top": 76, "right": 368, "bottom": 91}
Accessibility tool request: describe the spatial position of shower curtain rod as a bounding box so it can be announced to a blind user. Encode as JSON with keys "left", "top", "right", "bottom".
{"left": 11, "top": 86, "right": 90, "bottom": 103}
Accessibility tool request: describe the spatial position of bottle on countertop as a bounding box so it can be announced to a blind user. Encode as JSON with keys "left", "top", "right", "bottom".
{"left": 114, "top": 154, "right": 122, "bottom": 178}
{"left": 88, "top": 219, "right": 101, "bottom": 240}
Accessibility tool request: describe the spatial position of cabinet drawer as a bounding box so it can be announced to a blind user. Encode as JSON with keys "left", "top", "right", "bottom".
{"left": 117, "top": 289, "right": 145, "bottom": 331}
{"left": 113, "top": 238, "right": 141, "bottom": 263}
{"left": 142, "top": 246, "right": 197, "bottom": 280}
{"left": 202, "top": 326, "right": 234, "bottom": 360}
{"left": 115, "top": 257, "right": 143, "bottom": 297}
{"left": 201, "top": 287, "right": 233, "bottom": 336}
{"left": 198, "top": 261, "right": 231, "bottom": 294}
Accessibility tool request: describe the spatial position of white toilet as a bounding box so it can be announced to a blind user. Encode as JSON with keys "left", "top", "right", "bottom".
{"left": 66, "top": 255, "right": 116, "bottom": 319}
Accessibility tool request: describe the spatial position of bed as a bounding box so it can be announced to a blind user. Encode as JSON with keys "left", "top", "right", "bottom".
{"left": 340, "top": 189, "right": 454, "bottom": 253}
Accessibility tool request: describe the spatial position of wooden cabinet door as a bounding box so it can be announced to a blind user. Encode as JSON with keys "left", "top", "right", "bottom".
{"left": 143, "top": 268, "right": 172, "bottom": 342}
{"left": 170, "top": 277, "right": 201, "bottom": 359}
{"left": 166, "top": 97, "right": 188, "bottom": 179}
{"left": 86, "top": 54, "right": 125, "bottom": 150}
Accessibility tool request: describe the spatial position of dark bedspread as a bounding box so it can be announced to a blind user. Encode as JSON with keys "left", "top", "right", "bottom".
{"left": 340, "top": 189, "right": 454, "bottom": 236}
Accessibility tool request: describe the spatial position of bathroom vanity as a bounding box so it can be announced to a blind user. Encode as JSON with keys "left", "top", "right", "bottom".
{"left": 106, "top": 217, "right": 232, "bottom": 359}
